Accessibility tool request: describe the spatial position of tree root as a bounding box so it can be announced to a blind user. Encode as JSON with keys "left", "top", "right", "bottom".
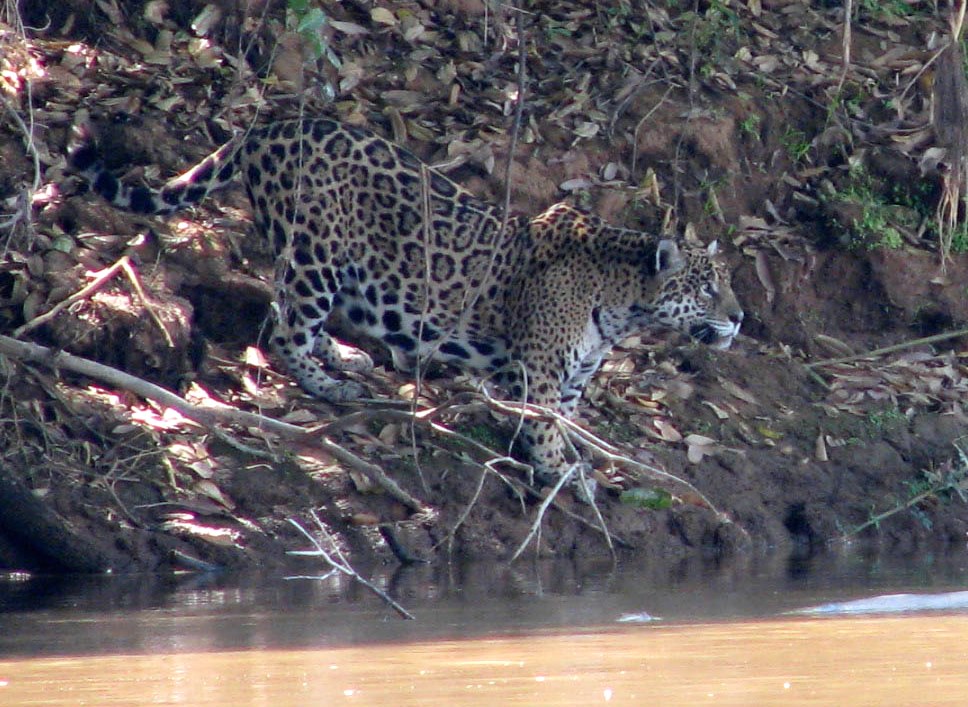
{"left": 0, "top": 334, "right": 426, "bottom": 512}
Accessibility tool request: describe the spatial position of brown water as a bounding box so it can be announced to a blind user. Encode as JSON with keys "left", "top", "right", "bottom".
{"left": 2, "top": 616, "right": 967, "bottom": 705}
{"left": 1, "top": 552, "right": 967, "bottom": 705}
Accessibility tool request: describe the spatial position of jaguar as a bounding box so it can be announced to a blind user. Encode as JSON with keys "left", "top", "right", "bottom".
{"left": 69, "top": 118, "right": 744, "bottom": 492}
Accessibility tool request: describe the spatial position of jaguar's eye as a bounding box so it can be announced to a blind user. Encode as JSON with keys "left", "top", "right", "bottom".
{"left": 702, "top": 282, "right": 718, "bottom": 298}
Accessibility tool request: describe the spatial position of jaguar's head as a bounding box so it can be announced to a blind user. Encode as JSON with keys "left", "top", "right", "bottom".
{"left": 651, "top": 239, "right": 744, "bottom": 350}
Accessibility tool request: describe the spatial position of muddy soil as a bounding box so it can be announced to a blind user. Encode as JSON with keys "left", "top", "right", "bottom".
{"left": 1, "top": 1, "right": 967, "bottom": 574}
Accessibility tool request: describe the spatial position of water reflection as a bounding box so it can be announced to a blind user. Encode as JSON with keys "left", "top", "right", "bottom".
{"left": 0, "top": 548, "right": 966, "bottom": 659}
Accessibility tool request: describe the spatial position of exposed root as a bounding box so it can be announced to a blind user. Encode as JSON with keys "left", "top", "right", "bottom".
{"left": 287, "top": 512, "right": 415, "bottom": 620}
{"left": 932, "top": 1, "right": 968, "bottom": 269}
{"left": 435, "top": 464, "right": 489, "bottom": 555}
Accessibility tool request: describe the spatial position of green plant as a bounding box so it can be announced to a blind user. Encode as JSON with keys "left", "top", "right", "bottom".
{"left": 842, "top": 437, "right": 968, "bottom": 538}
{"left": 856, "top": 204, "right": 904, "bottom": 250}
{"left": 780, "top": 128, "right": 811, "bottom": 164}
{"left": 459, "top": 423, "right": 504, "bottom": 451}
{"left": 686, "top": 0, "right": 746, "bottom": 71}
{"left": 699, "top": 174, "right": 728, "bottom": 218}
{"left": 287, "top": 0, "right": 339, "bottom": 65}
{"left": 620, "top": 487, "right": 673, "bottom": 510}
{"left": 830, "top": 165, "right": 920, "bottom": 250}
{"left": 857, "top": 0, "right": 917, "bottom": 19}
{"left": 948, "top": 222, "right": 968, "bottom": 253}
{"left": 738, "top": 114, "right": 761, "bottom": 137}
{"left": 865, "top": 407, "right": 906, "bottom": 435}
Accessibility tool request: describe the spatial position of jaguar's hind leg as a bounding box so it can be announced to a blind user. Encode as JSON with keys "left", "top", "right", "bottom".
{"left": 270, "top": 264, "right": 370, "bottom": 403}
{"left": 312, "top": 335, "right": 374, "bottom": 373}
{"left": 270, "top": 318, "right": 367, "bottom": 403}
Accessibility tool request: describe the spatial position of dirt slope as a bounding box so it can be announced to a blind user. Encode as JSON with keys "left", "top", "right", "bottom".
{"left": 0, "top": 0, "right": 966, "bottom": 573}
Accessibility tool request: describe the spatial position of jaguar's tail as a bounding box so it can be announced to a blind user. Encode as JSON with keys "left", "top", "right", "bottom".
{"left": 68, "top": 126, "right": 240, "bottom": 216}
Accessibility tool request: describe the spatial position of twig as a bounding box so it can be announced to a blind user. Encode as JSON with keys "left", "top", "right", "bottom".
{"left": 13, "top": 254, "right": 174, "bottom": 347}
{"left": 316, "top": 398, "right": 632, "bottom": 549}
{"left": 502, "top": 5, "right": 526, "bottom": 222}
{"left": 806, "top": 327, "right": 968, "bottom": 369}
{"left": 559, "top": 429, "right": 615, "bottom": 562}
{"left": 478, "top": 389, "right": 727, "bottom": 518}
{"left": 0, "top": 80, "right": 40, "bottom": 237}
{"left": 435, "top": 464, "right": 489, "bottom": 553}
{"left": 407, "top": 162, "right": 436, "bottom": 493}
{"left": 896, "top": 44, "right": 946, "bottom": 108}
{"left": 839, "top": 439, "right": 968, "bottom": 540}
{"left": 321, "top": 399, "right": 535, "bottom": 476}
{"left": 509, "top": 464, "right": 575, "bottom": 562}
{"left": 287, "top": 514, "right": 415, "bottom": 620}
{"left": 834, "top": 0, "right": 852, "bottom": 95}
{"left": 631, "top": 85, "right": 675, "bottom": 180}
{"left": 400, "top": 7, "right": 528, "bottom": 488}
{"left": 0, "top": 334, "right": 426, "bottom": 512}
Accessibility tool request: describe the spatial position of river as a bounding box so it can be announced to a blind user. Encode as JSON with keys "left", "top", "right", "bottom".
{"left": 1, "top": 549, "right": 967, "bottom": 705}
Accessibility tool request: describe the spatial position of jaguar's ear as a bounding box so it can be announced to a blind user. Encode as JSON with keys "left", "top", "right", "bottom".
{"left": 706, "top": 240, "right": 719, "bottom": 257}
{"left": 656, "top": 239, "right": 686, "bottom": 274}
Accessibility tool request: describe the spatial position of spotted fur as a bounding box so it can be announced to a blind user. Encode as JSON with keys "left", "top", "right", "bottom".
{"left": 70, "top": 118, "right": 744, "bottom": 491}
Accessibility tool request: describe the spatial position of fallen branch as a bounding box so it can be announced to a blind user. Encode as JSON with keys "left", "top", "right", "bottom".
{"left": 0, "top": 334, "right": 426, "bottom": 512}
{"left": 13, "top": 253, "right": 173, "bottom": 346}
{"left": 434, "top": 464, "right": 489, "bottom": 555}
{"left": 833, "top": 0, "right": 852, "bottom": 95}
{"left": 287, "top": 513, "right": 415, "bottom": 620}
{"left": 806, "top": 327, "right": 968, "bottom": 369}
{"left": 320, "top": 400, "right": 533, "bottom": 476}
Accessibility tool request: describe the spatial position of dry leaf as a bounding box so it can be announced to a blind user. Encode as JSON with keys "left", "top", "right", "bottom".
{"left": 188, "top": 458, "right": 216, "bottom": 479}
{"left": 398, "top": 383, "right": 418, "bottom": 400}
{"left": 331, "top": 20, "right": 369, "bottom": 36}
{"left": 194, "top": 480, "right": 235, "bottom": 509}
{"left": 144, "top": 0, "right": 169, "bottom": 25}
{"left": 685, "top": 434, "right": 718, "bottom": 464}
{"left": 378, "top": 422, "right": 401, "bottom": 446}
{"left": 370, "top": 7, "right": 397, "bottom": 26}
{"left": 654, "top": 419, "right": 682, "bottom": 442}
{"left": 814, "top": 334, "right": 855, "bottom": 358}
{"left": 279, "top": 408, "right": 318, "bottom": 424}
{"left": 349, "top": 468, "right": 376, "bottom": 493}
{"left": 754, "top": 250, "right": 776, "bottom": 304}
{"left": 815, "top": 430, "right": 828, "bottom": 462}
{"left": 573, "top": 121, "right": 599, "bottom": 139}
{"left": 560, "top": 177, "right": 594, "bottom": 191}
{"left": 243, "top": 346, "right": 269, "bottom": 368}
{"left": 702, "top": 401, "right": 730, "bottom": 420}
{"left": 719, "top": 379, "right": 759, "bottom": 405}
{"left": 190, "top": 3, "right": 221, "bottom": 36}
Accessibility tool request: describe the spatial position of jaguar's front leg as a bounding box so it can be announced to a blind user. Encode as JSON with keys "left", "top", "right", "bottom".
{"left": 506, "top": 365, "right": 596, "bottom": 500}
